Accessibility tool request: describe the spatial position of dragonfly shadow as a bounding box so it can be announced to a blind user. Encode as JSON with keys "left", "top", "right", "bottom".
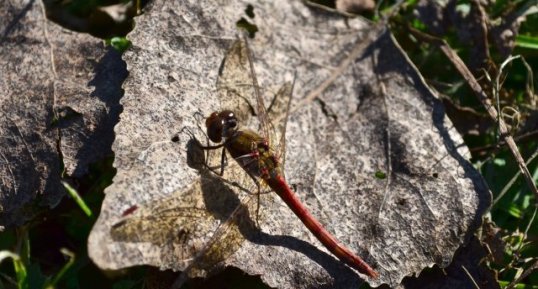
{"left": 186, "top": 137, "right": 254, "bottom": 225}
{"left": 252, "top": 231, "right": 364, "bottom": 286}
{"left": 184, "top": 137, "right": 260, "bottom": 268}
{"left": 186, "top": 137, "right": 366, "bottom": 285}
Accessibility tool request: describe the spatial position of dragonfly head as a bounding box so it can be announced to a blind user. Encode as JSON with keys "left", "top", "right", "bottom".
{"left": 206, "top": 110, "right": 238, "bottom": 143}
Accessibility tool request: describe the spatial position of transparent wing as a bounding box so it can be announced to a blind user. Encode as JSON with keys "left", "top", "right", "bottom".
{"left": 110, "top": 161, "right": 258, "bottom": 276}
{"left": 216, "top": 39, "right": 256, "bottom": 127}
{"left": 241, "top": 35, "right": 294, "bottom": 169}
{"left": 217, "top": 36, "right": 293, "bottom": 156}
{"left": 266, "top": 81, "right": 294, "bottom": 168}
{"left": 243, "top": 35, "right": 273, "bottom": 146}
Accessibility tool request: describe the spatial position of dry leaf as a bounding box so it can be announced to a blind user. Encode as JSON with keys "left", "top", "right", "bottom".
{"left": 88, "top": 1, "right": 490, "bottom": 288}
{"left": 399, "top": 237, "right": 500, "bottom": 289}
{"left": 0, "top": 0, "right": 123, "bottom": 226}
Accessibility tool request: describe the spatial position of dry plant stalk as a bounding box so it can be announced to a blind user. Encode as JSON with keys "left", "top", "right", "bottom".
{"left": 408, "top": 27, "right": 538, "bottom": 203}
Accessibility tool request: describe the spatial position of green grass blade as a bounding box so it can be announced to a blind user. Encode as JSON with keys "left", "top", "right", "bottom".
{"left": 516, "top": 35, "right": 538, "bottom": 50}
{"left": 499, "top": 280, "right": 538, "bottom": 289}
{"left": 62, "top": 181, "right": 93, "bottom": 217}
{"left": 45, "top": 249, "right": 75, "bottom": 288}
{"left": 0, "top": 251, "right": 27, "bottom": 289}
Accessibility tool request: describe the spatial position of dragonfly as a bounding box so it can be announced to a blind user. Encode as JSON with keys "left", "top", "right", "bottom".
{"left": 201, "top": 36, "right": 378, "bottom": 279}
{"left": 110, "top": 36, "right": 378, "bottom": 283}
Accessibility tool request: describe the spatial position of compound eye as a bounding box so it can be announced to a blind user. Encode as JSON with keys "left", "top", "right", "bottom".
{"left": 218, "top": 110, "right": 237, "bottom": 128}
{"left": 205, "top": 112, "right": 219, "bottom": 128}
{"left": 206, "top": 112, "right": 223, "bottom": 143}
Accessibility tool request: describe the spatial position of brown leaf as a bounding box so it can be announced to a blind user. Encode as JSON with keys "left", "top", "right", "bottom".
{"left": 0, "top": 0, "right": 124, "bottom": 226}
{"left": 400, "top": 237, "right": 500, "bottom": 289}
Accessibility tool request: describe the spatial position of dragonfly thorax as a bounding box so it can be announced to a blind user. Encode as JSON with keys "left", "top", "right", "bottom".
{"left": 205, "top": 110, "right": 238, "bottom": 143}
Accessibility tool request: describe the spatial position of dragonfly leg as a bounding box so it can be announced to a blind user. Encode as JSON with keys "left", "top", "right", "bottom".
{"left": 192, "top": 132, "right": 230, "bottom": 175}
{"left": 198, "top": 147, "right": 229, "bottom": 177}
{"left": 181, "top": 111, "right": 215, "bottom": 147}
{"left": 193, "top": 110, "right": 211, "bottom": 138}
{"left": 180, "top": 125, "right": 227, "bottom": 172}
{"left": 196, "top": 142, "right": 225, "bottom": 150}
{"left": 219, "top": 146, "right": 227, "bottom": 176}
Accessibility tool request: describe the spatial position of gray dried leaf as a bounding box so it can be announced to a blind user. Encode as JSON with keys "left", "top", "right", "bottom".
{"left": 88, "top": 1, "right": 490, "bottom": 288}
{"left": 0, "top": 0, "right": 123, "bottom": 226}
{"left": 399, "top": 237, "right": 500, "bottom": 289}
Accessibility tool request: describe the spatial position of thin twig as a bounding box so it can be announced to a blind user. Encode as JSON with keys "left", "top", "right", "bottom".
{"left": 470, "top": 129, "right": 538, "bottom": 153}
{"left": 492, "top": 147, "right": 538, "bottom": 207}
{"left": 461, "top": 265, "right": 481, "bottom": 289}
